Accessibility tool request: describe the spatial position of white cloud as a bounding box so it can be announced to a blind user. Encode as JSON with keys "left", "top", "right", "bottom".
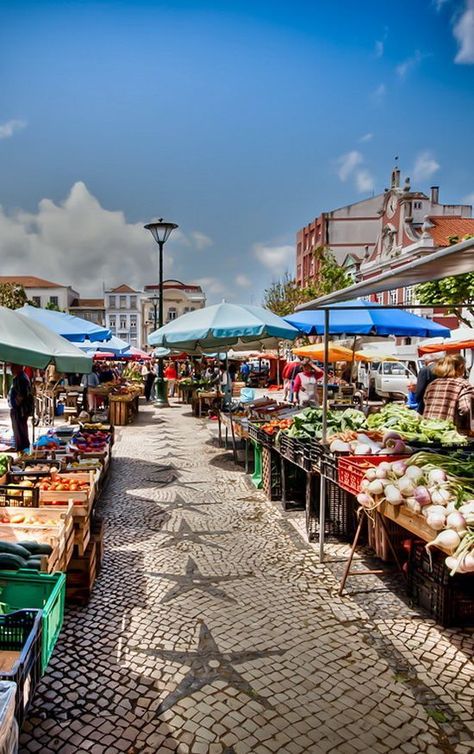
{"left": 396, "top": 50, "right": 428, "bottom": 79}
{"left": 355, "top": 169, "right": 375, "bottom": 193}
{"left": 190, "top": 231, "right": 213, "bottom": 250}
{"left": 0, "top": 119, "right": 26, "bottom": 140}
{"left": 359, "top": 132, "right": 374, "bottom": 143}
{"left": 374, "top": 40, "right": 384, "bottom": 58}
{"left": 433, "top": 0, "right": 449, "bottom": 10}
{"left": 235, "top": 274, "right": 252, "bottom": 288}
{"left": 191, "top": 277, "right": 227, "bottom": 296}
{"left": 336, "top": 150, "right": 363, "bottom": 182}
{"left": 412, "top": 151, "right": 440, "bottom": 181}
{"left": 454, "top": 0, "right": 474, "bottom": 63}
{"left": 253, "top": 243, "right": 294, "bottom": 276}
{"left": 0, "top": 181, "right": 210, "bottom": 295}
{"left": 370, "top": 83, "right": 386, "bottom": 104}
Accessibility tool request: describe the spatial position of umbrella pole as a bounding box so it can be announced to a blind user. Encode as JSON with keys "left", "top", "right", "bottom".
{"left": 319, "top": 308, "right": 329, "bottom": 562}
{"left": 276, "top": 344, "right": 280, "bottom": 388}
{"left": 351, "top": 335, "right": 357, "bottom": 383}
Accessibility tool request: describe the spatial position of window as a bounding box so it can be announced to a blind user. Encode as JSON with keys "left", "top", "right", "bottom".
{"left": 109, "top": 315, "right": 116, "bottom": 327}
{"left": 389, "top": 289, "right": 397, "bottom": 305}
{"left": 414, "top": 201, "right": 422, "bottom": 210}
{"left": 119, "top": 316, "right": 127, "bottom": 330}
{"left": 130, "top": 296, "right": 137, "bottom": 309}
{"left": 119, "top": 296, "right": 127, "bottom": 309}
{"left": 404, "top": 286, "right": 414, "bottom": 305}
{"left": 167, "top": 307, "right": 177, "bottom": 321}
{"left": 49, "top": 296, "right": 59, "bottom": 307}
{"left": 130, "top": 315, "right": 137, "bottom": 331}
{"left": 108, "top": 295, "right": 116, "bottom": 308}
{"left": 32, "top": 296, "right": 41, "bottom": 307}
{"left": 376, "top": 293, "right": 383, "bottom": 304}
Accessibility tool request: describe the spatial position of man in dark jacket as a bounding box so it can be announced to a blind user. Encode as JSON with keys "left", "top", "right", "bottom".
{"left": 8, "top": 364, "right": 33, "bottom": 451}
{"left": 415, "top": 352, "right": 444, "bottom": 414}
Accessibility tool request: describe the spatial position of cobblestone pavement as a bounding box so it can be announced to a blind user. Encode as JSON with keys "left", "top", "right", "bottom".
{"left": 20, "top": 401, "right": 474, "bottom": 754}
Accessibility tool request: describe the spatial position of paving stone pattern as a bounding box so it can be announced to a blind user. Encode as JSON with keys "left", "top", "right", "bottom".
{"left": 20, "top": 402, "right": 474, "bottom": 753}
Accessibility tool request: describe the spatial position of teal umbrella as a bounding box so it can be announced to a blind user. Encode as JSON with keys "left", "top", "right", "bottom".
{"left": 0, "top": 307, "right": 92, "bottom": 372}
{"left": 148, "top": 303, "right": 299, "bottom": 352}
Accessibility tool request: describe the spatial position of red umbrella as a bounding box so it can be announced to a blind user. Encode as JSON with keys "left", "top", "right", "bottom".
{"left": 93, "top": 351, "right": 115, "bottom": 360}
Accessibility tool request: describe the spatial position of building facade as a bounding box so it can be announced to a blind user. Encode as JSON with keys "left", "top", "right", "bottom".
{"left": 104, "top": 284, "right": 142, "bottom": 347}
{"left": 141, "top": 279, "right": 206, "bottom": 348}
{"left": 69, "top": 298, "right": 106, "bottom": 325}
{"left": 0, "top": 276, "right": 79, "bottom": 310}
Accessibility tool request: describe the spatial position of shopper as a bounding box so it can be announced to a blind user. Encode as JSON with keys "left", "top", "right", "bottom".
{"left": 414, "top": 352, "right": 444, "bottom": 414}
{"left": 8, "top": 364, "right": 34, "bottom": 451}
{"left": 164, "top": 360, "right": 178, "bottom": 397}
{"left": 423, "top": 354, "right": 474, "bottom": 432}
{"left": 240, "top": 360, "right": 250, "bottom": 384}
{"left": 81, "top": 368, "right": 100, "bottom": 412}
{"left": 144, "top": 362, "right": 156, "bottom": 402}
{"left": 293, "top": 359, "right": 323, "bottom": 407}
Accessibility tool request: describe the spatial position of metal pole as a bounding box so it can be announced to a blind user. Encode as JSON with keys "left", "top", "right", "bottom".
{"left": 155, "top": 241, "right": 169, "bottom": 407}
{"left": 318, "top": 308, "right": 329, "bottom": 561}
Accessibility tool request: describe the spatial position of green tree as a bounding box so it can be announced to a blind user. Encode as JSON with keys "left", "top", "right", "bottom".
{"left": 0, "top": 282, "right": 27, "bottom": 309}
{"left": 263, "top": 247, "right": 351, "bottom": 315}
{"left": 416, "top": 273, "right": 474, "bottom": 327}
{"left": 45, "top": 301, "right": 61, "bottom": 311}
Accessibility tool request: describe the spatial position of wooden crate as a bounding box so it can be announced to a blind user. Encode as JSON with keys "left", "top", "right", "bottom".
{"left": 90, "top": 517, "right": 104, "bottom": 574}
{"left": 66, "top": 540, "right": 97, "bottom": 604}
{"left": 0, "top": 503, "right": 73, "bottom": 573}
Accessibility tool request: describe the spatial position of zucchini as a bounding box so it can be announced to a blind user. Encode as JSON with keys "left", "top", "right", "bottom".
{"left": 17, "top": 541, "right": 52, "bottom": 555}
{"left": 0, "top": 541, "right": 31, "bottom": 559}
{"left": 23, "top": 558, "right": 43, "bottom": 570}
{"left": 0, "top": 553, "right": 27, "bottom": 570}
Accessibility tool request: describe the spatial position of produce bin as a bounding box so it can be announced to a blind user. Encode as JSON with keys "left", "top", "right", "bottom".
{"left": 0, "top": 571, "right": 66, "bottom": 673}
{"left": 0, "top": 609, "right": 42, "bottom": 727}
{"left": 250, "top": 441, "right": 262, "bottom": 489}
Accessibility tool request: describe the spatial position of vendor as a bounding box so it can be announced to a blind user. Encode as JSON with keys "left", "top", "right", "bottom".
{"left": 423, "top": 354, "right": 474, "bottom": 432}
{"left": 293, "top": 359, "right": 323, "bottom": 407}
{"left": 8, "top": 364, "right": 34, "bottom": 451}
{"left": 340, "top": 361, "right": 353, "bottom": 383}
{"left": 164, "top": 360, "right": 178, "bottom": 398}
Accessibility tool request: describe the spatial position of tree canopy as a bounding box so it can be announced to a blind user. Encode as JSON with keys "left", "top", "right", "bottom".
{"left": 0, "top": 283, "right": 27, "bottom": 309}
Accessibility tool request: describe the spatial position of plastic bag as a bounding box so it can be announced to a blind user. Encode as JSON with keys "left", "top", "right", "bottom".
{"left": 240, "top": 388, "right": 256, "bottom": 403}
{"left": 0, "top": 682, "right": 18, "bottom": 754}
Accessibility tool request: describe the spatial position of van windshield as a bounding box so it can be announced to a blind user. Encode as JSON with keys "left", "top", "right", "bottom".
{"left": 382, "top": 362, "right": 407, "bottom": 375}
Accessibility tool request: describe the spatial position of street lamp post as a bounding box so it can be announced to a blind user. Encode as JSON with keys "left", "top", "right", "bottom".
{"left": 144, "top": 218, "right": 178, "bottom": 407}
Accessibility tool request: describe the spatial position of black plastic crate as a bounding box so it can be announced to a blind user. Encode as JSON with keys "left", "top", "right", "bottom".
{"left": 408, "top": 542, "right": 474, "bottom": 627}
{"left": 321, "top": 452, "right": 338, "bottom": 482}
{"left": 310, "top": 438, "right": 324, "bottom": 471}
{"left": 305, "top": 476, "right": 359, "bottom": 541}
{"left": 280, "top": 456, "right": 306, "bottom": 510}
{"left": 293, "top": 439, "right": 312, "bottom": 471}
{"left": 0, "top": 609, "right": 42, "bottom": 727}
{"left": 278, "top": 433, "right": 296, "bottom": 463}
{"left": 248, "top": 422, "right": 274, "bottom": 448}
{"left": 0, "top": 485, "right": 39, "bottom": 508}
{"left": 262, "top": 447, "right": 282, "bottom": 501}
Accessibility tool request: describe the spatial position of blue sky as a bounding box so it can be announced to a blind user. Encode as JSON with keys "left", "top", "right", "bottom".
{"left": 0, "top": 0, "right": 473, "bottom": 301}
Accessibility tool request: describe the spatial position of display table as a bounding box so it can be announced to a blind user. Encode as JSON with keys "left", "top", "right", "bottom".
{"left": 109, "top": 393, "right": 140, "bottom": 426}
{"left": 192, "top": 390, "right": 222, "bottom": 417}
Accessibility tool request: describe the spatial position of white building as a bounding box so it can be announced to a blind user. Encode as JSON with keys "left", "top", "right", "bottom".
{"left": 141, "top": 279, "right": 206, "bottom": 347}
{"left": 104, "top": 284, "right": 142, "bottom": 347}
{"left": 0, "top": 276, "right": 79, "bottom": 311}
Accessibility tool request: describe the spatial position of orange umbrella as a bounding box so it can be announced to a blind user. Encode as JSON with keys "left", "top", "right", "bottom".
{"left": 292, "top": 343, "right": 370, "bottom": 362}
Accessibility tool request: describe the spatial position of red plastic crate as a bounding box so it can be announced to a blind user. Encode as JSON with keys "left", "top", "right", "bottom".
{"left": 337, "top": 455, "right": 405, "bottom": 496}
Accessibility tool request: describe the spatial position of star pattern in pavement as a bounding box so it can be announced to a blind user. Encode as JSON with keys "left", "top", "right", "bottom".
{"left": 156, "top": 493, "right": 222, "bottom": 516}
{"left": 158, "top": 518, "right": 229, "bottom": 549}
{"left": 145, "top": 555, "right": 253, "bottom": 604}
{"left": 128, "top": 621, "right": 287, "bottom": 714}
{"left": 148, "top": 467, "right": 208, "bottom": 491}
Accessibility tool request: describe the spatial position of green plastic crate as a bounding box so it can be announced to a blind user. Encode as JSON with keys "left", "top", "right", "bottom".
{"left": 251, "top": 440, "right": 263, "bottom": 489}
{"left": 0, "top": 571, "right": 66, "bottom": 673}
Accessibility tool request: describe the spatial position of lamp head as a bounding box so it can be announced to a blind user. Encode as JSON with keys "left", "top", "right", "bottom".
{"left": 144, "top": 218, "right": 178, "bottom": 245}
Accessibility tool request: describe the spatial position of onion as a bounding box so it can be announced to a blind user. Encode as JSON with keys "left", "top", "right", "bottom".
{"left": 414, "top": 486, "right": 431, "bottom": 507}
{"left": 397, "top": 476, "right": 415, "bottom": 497}
{"left": 405, "top": 497, "right": 421, "bottom": 514}
{"left": 384, "top": 484, "right": 402, "bottom": 505}
{"left": 428, "top": 468, "right": 446, "bottom": 484}
{"left": 367, "top": 479, "right": 384, "bottom": 496}
{"left": 365, "top": 468, "right": 377, "bottom": 482}
{"left": 375, "top": 466, "right": 388, "bottom": 479}
{"left": 446, "top": 511, "right": 466, "bottom": 532}
{"left": 426, "top": 530, "right": 461, "bottom": 554}
{"left": 357, "top": 493, "right": 374, "bottom": 508}
{"left": 422, "top": 504, "right": 447, "bottom": 518}
{"left": 391, "top": 461, "right": 407, "bottom": 478}
{"left": 360, "top": 479, "right": 370, "bottom": 492}
{"left": 405, "top": 466, "right": 424, "bottom": 482}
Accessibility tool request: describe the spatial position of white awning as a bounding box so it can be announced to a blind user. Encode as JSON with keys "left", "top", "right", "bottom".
{"left": 296, "top": 236, "right": 474, "bottom": 309}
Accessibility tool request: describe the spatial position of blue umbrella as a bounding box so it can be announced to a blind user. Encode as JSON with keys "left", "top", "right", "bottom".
{"left": 79, "top": 334, "right": 130, "bottom": 355}
{"left": 148, "top": 303, "right": 299, "bottom": 352}
{"left": 284, "top": 299, "right": 451, "bottom": 338}
{"left": 19, "top": 304, "right": 111, "bottom": 342}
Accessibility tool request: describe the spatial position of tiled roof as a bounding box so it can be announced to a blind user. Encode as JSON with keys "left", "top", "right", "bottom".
{"left": 70, "top": 298, "right": 105, "bottom": 308}
{"left": 110, "top": 284, "right": 137, "bottom": 293}
{"left": 428, "top": 216, "right": 474, "bottom": 247}
{"left": 0, "top": 275, "right": 64, "bottom": 288}
{"left": 145, "top": 280, "right": 203, "bottom": 292}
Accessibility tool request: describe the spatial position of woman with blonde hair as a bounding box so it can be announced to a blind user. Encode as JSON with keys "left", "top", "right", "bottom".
{"left": 423, "top": 354, "right": 474, "bottom": 432}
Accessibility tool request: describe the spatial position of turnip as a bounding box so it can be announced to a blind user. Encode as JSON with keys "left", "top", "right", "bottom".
{"left": 384, "top": 484, "right": 403, "bottom": 505}
{"left": 367, "top": 479, "right": 384, "bottom": 496}
{"left": 391, "top": 460, "right": 407, "bottom": 478}
{"left": 405, "top": 465, "right": 424, "bottom": 482}
{"left": 360, "top": 479, "right": 370, "bottom": 492}
{"left": 428, "top": 468, "right": 446, "bottom": 484}
{"left": 426, "top": 511, "right": 446, "bottom": 531}
{"left": 397, "top": 476, "right": 415, "bottom": 497}
{"left": 414, "top": 486, "right": 431, "bottom": 507}
{"left": 446, "top": 511, "right": 466, "bottom": 532}
{"left": 365, "top": 468, "right": 377, "bottom": 482}
{"left": 430, "top": 487, "right": 452, "bottom": 506}
{"left": 375, "top": 466, "right": 388, "bottom": 479}
{"left": 426, "top": 529, "right": 461, "bottom": 554}
{"left": 357, "top": 493, "right": 374, "bottom": 508}
{"left": 405, "top": 497, "right": 421, "bottom": 514}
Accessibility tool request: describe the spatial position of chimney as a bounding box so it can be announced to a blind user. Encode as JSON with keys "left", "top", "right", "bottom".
{"left": 430, "top": 186, "right": 439, "bottom": 204}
